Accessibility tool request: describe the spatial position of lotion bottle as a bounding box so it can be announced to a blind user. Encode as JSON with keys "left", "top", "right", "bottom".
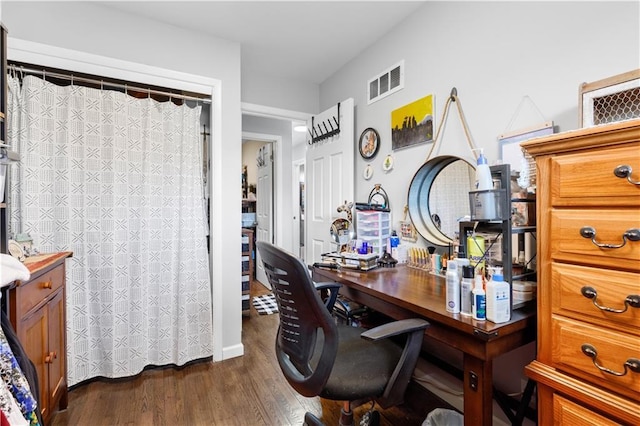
{"left": 445, "top": 259, "right": 460, "bottom": 314}
{"left": 486, "top": 267, "right": 511, "bottom": 323}
{"left": 472, "top": 274, "right": 486, "bottom": 321}
{"left": 475, "top": 148, "right": 493, "bottom": 190}
{"left": 473, "top": 148, "right": 496, "bottom": 220}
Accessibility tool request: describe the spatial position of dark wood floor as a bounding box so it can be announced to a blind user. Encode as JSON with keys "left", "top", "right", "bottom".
{"left": 50, "top": 281, "right": 435, "bottom": 426}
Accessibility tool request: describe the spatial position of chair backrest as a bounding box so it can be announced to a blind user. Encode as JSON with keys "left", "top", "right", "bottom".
{"left": 256, "top": 241, "right": 338, "bottom": 397}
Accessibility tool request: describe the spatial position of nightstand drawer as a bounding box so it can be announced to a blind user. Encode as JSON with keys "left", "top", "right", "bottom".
{"left": 16, "top": 264, "right": 64, "bottom": 316}
{"left": 553, "top": 394, "right": 622, "bottom": 426}
{"left": 550, "top": 144, "right": 640, "bottom": 207}
{"left": 552, "top": 316, "right": 640, "bottom": 401}
{"left": 551, "top": 209, "right": 640, "bottom": 271}
{"left": 551, "top": 263, "right": 640, "bottom": 335}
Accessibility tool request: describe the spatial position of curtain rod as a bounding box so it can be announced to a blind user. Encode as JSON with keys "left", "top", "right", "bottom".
{"left": 7, "top": 64, "right": 212, "bottom": 105}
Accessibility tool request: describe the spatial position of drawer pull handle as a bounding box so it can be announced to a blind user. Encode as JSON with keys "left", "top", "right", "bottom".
{"left": 581, "top": 344, "right": 640, "bottom": 376}
{"left": 42, "top": 281, "right": 52, "bottom": 289}
{"left": 579, "top": 226, "right": 640, "bottom": 249}
{"left": 581, "top": 286, "right": 640, "bottom": 313}
{"left": 614, "top": 164, "right": 640, "bottom": 186}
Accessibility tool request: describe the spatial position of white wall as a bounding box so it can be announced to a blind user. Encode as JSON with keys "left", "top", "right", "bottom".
{"left": 320, "top": 1, "right": 640, "bottom": 248}
{"left": 242, "top": 67, "right": 320, "bottom": 114}
{"left": 2, "top": 2, "right": 245, "bottom": 361}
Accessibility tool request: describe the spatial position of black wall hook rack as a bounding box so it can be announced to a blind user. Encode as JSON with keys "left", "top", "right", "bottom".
{"left": 308, "top": 102, "right": 341, "bottom": 145}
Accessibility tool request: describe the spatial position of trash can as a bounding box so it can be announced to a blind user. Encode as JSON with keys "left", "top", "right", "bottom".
{"left": 422, "top": 408, "right": 464, "bottom": 426}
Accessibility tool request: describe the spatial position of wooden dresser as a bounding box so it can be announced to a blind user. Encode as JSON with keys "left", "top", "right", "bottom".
{"left": 8, "top": 252, "right": 72, "bottom": 425}
{"left": 522, "top": 119, "right": 640, "bottom": 425}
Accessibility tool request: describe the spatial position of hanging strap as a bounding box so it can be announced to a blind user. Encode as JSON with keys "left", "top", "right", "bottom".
{"left": 425, "top": 87, "right": 479, "bottom": 162}
{"left": 503, "top": 95, "right": 548, "bottom": 134}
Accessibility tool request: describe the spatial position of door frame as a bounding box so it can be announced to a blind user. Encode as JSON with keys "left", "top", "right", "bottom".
{"left": 242, "top": 131, "right": 280, "bottom": 248}
{"left": 241, "top": 102, "right": 312, "bottom": 253}
{"left": 291, "top": 158, "right": 305, "bottom": 260}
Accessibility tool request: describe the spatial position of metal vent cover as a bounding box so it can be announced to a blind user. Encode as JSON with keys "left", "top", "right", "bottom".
{"left": 368, "top": 60, "right": 404, "bottom": 105}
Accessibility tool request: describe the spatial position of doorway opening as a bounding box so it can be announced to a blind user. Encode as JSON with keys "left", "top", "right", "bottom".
{"left": 242, "top": 134, "right": 276, "bottom": 288}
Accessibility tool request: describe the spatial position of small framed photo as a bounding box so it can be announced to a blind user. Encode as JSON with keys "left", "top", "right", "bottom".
{"left": 358, "top": 128, "right": 380, "bottom": 159}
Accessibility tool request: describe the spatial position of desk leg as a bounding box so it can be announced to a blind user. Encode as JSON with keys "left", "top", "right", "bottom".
{"left": 463, "top": 354, "right": 493, "bottom": 426}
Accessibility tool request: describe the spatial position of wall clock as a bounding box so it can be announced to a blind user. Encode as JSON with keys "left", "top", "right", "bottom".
{"left": 358, "top": 128, "right": 380, "bottom": 160}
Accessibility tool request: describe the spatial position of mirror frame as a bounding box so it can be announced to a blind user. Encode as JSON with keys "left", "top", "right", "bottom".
{"left": 407, "top": 155, "right": 475, "bottom": 247}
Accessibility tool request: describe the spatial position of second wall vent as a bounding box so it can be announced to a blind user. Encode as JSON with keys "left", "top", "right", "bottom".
{"left": 368, "top": 60, "right": 404, "bottom": 105}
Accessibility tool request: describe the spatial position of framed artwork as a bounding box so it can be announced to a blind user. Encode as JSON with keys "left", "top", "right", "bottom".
{"left": 358, "top": 128, "right": 380, "bottom": 159}
{"left": 499, "top": 121, "right": 554, "bottom": 188}
{"left": 391, "top": 94, "right": 434, "bottom": 150}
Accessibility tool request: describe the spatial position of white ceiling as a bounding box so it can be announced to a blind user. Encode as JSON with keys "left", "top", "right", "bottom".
{"left": 98, "top": 1, "right": 426, "bottom": 85}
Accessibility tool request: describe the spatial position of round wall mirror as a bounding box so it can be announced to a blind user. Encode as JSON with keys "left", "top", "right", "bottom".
{"left": 407, "top": 155, "right": 475, "bottom": 246}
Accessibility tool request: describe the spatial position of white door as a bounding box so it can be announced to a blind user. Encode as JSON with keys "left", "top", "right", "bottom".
{"left": 256, "top": 143, "right": 274, "bottom": 287}
{"left": 305, "top": 98, "right": 355, "bottom": 264}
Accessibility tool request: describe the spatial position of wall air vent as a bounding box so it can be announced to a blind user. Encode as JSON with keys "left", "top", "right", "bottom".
{"left": 367, "top": 60, "right": 404, "bottom": 105}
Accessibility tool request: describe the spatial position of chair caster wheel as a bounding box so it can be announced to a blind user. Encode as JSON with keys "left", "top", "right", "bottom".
{"left": 360, "top": 409, "right": 380, "bottom": 426}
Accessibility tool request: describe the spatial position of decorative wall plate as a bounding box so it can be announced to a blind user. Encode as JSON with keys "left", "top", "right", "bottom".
{"left": 382, "top": 154, "right": 394, "bottom": 172}
{"left": 363, "top": 164, "right": 373, "bottom": 180}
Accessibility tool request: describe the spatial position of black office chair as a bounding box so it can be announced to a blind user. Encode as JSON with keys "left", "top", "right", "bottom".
{"left": 257, "top": 242, "right": 429, "bottom": 426}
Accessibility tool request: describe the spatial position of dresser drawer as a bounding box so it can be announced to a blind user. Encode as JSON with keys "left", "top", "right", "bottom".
{"left": 551, "top": 209, "right": 640, "bottom": 271}
{"left": 15, "top": 264, "right": 64, "bottom": 316}
{"left": 550, "top": 144, "right": 640, "bottom": 207}
{"left": 552, "top": 316, "right": 640, "bottom": 401}
{"left": 553, "top": 394, "right": 622, "bottom": 426}
{"left": 552, "top": 263, "right": 640, "bottom": 335}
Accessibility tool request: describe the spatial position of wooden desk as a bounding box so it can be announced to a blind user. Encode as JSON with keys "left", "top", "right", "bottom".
{"left": 312, "top": 265, "right": 536, "bottom": 426}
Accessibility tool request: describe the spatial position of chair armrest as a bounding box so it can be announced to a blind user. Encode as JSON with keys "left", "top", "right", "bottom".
{"left": 360, "top": 318, "right": 430, "bottom": 409}
{"left": 360, "top": 318, "right": 429, "bottom": 341}
{"left": 313, "top": 281, "right": 341, "bottom": 312}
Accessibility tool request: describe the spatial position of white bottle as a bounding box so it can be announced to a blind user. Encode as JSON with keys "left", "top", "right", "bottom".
{"left": 446, "top": 260, "right": 460, "bottom": 314}
{"left": 460, "top": 265, "right": 474, "bottom": 316}
{"left": 472, "top": 274, "right": 486, "bottom": 321}
{"left": 486, "top": 267, "right": 511, "bottom": 323}
{"left": 475, "top": 148, "right": 493, "bottom": 190}
{"left": 474, "top": 148, "right": 496, "bottom": 220}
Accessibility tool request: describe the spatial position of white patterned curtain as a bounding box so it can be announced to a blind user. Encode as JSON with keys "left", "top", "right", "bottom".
{"left": 7, "top": 75, "right": 213, "bottom": 385}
